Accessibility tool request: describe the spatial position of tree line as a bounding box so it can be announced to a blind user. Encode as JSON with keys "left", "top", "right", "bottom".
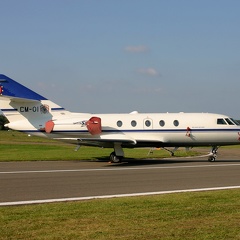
{"left": 0, "top": 115, "right": 9, "bottom": 130}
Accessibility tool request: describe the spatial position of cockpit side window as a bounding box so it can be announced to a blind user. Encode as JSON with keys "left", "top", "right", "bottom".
{"left": 225, "top": 118, "right": 234, "bottom": 125}
{"left": 230, "top": 118, "right": 240, "bottom": 125}
{"left": 217, "top": 118, "right": 227, "bottom": 125}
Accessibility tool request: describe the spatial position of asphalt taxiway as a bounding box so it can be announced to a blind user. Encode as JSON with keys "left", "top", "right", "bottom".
{"left": 0, "top": 148, "right": 240, "bottom": 205}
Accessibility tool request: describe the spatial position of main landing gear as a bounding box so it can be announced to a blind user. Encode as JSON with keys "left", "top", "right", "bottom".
{"left": 109, "top": 143, "right": 124, "bottom": 163}
{"left": 109, "top": 152, "right": 123, "bottom": 163}
{"left": 208, "top": 146, "right": 219, "bottom": 162}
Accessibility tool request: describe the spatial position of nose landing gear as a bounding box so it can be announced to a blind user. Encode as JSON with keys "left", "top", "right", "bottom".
{"left": 208, "top": 146, "right": 219, "bottom": 162}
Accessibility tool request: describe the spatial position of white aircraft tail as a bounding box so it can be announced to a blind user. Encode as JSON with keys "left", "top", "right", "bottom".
{"left": 0, "top": 74, "right": 69, "bottom": 131}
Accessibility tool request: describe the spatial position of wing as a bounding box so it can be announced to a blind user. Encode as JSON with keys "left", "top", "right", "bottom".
{"left": 54, "top": 133, "right": 165, "bottom": 148}
{"left": 54, "top": 133, "right": 137, "bottom": 148}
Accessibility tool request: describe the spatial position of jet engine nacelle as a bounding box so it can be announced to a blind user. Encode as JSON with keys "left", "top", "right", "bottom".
{"left": 86, "top": 117, "right": 102, "bottom": 135}
{"left": 45, "top": 120, "right": 55, "bottom": 133}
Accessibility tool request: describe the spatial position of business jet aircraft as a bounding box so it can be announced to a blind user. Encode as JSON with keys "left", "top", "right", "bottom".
{"left": 0, "top": 74, "right": 240, "bottom": 162}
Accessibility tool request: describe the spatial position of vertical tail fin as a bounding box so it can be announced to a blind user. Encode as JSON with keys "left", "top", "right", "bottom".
{"left": 0, "top": 74, "right": 48, "bottom": 101}
{"left": 0, "top": 74, "right": 69, "bottom": 131}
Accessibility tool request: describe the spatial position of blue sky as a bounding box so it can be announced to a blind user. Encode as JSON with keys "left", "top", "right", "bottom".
{"left": 1, "top": 0, "right": 240, "bottom": 118}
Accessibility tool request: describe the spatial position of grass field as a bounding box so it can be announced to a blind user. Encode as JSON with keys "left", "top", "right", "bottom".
{"left": 1, "top": 130, "right": 240, "bottom": 239}
{"left": 0, "top": 130, "right": 201, "bottom": 161}
{"left": 0, "top": 190, "right": 240, "bottom": 240}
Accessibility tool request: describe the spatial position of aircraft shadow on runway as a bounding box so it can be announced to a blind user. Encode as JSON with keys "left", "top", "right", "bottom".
{"left": 92, "top": 157, "right": 240, "bottom": 167}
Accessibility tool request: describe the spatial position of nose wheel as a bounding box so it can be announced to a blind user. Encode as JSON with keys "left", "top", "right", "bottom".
{"left": 208, "top": 146, "right": 219, "bottom": 162}
{"left": 208, "top": 155, "right": 216, "bottom": 162}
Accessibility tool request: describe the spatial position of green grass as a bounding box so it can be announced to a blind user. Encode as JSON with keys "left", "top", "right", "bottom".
{"left": 0, "top": 131, "right": 200, "bottom": 161}
{"left": 0, "top": 131, "right": 240, "bottom": 239}
{"left": 0, "top": 189, "right": 240, "bottom": 240}
{"left": 0, "top": 130, "right": 58, "bottom": 144}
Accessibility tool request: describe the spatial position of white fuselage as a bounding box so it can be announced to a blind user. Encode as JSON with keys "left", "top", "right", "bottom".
{"left": 8, "top": 111, "right": 240, "bottom": 148}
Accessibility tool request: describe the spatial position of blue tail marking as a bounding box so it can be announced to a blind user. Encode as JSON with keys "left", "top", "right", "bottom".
{"left": 0, "top": 74, "right": 47, "bottom": 101}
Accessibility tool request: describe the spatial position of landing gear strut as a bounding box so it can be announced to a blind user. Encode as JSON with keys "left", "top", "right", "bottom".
{"left": 109, "top": 143, "right": 124, "bottom": 163}
{"left": 208, "top": 146, "right": 219, "bottom": 162}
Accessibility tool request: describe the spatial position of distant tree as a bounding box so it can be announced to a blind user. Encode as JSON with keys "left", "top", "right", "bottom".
{"left": 0, "top": 115, "right": 9, "bottom": 130}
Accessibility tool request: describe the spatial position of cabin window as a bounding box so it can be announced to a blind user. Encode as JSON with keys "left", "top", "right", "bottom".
{"left": 225, "top": 118, "right": 234, "bottom": 125}
{"left": 131, "top": 120, "right": 137, "bottom": 127}
{"left": 117, "top": 120, "right": 122, "bottom": 127}
{"left": 217, "top": 119, "right": 227, "bottom": 125}
{"left": 145, "top": 120, "right": 151, "bottom": 127}
{"left": 159, "top": 120, "right": 165, "bottom": 127}
{"left": 173, "top": 120, "right": 179, "bottom": 127}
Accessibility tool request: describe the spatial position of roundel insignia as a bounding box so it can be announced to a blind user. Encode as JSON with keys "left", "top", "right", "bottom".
{"left": 40, "top": 104, "right": 49, "bottom": 114}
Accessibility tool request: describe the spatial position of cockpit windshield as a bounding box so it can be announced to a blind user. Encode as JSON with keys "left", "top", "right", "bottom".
{"left": 230, "top": 118, "right": 240, "bottom": 125}
{"left": 217, "top": 118, "right": 240, "bottom": 125}
{"left": 225, "top": 118, "right": 234, "bottom": 125}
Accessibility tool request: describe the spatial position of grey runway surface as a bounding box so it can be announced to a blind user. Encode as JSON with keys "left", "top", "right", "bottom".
{"left": 0, "top": 148, "right": 240, "bottom": 205}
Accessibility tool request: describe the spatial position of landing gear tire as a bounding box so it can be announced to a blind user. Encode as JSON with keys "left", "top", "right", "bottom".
{"left": 208, "top": 156, "right": 216, "bottom": 162}
{"left": 109, "top": 152, "right": 122, "bottom": 163}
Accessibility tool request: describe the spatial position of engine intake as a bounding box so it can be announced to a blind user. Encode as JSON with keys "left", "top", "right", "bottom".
{"left": 86, "top": 117, "right": 102, "bottom": 135}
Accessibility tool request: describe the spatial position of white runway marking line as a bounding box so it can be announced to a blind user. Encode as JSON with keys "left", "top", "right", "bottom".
{"left": 1, "top": 163, "right": 240, "bottom": 174}
{"left": 0, "top": 186, "right": 240, "bottom": 206}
